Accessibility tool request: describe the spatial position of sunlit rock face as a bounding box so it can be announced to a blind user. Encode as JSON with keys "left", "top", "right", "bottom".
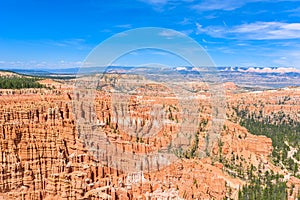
{"left": 0, "top": 77, "right": 299, "bottom": 200}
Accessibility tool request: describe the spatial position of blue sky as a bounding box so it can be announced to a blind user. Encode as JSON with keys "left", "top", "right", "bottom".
{"left": 1, "top": 0, "right": 300, "bottom": 69}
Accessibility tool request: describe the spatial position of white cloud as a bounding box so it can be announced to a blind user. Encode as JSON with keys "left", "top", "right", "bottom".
{"left": 192, "top": 0, "right": 299, "bottom": 11}
{"left": 140, "top": 0, "right": 194, "bottom": 5}
{"left": 140, "top": 0, "right": 168, "bottom": 5}
{"left": 139, "top": 0, "right": 195, "bottom": 11}
{"left": 178, "top": 18, "right": 192, "bottom": 25}
{"left": 196, "top": 23, "right": 205, "bottom": 33}
{"left": 196, "top": 22, "right": 300, "bottom": 40}
{"left": 140, "top": 0, "right": 298, "bottom": 12}
{"left": 115, "top": 24, "right": 132, "bottom": 29}
{"left": 192, "top": 0, "right": 248, "bottom": 11}
{"left": 158, "top": 30, "right": 184, "bottom": 38}
{"left": 46, "top": 38, "right": 89, "bottom": 50}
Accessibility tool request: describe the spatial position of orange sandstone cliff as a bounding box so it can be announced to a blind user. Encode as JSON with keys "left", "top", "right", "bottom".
{"left": 0, "top": 79, "right": 299, "bottom": 199}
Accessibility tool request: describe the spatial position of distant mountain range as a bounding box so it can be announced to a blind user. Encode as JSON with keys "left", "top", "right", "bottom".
{"left": 220, "top": 67, "right": 300, "bottom": 73}
{"left": 2, "top": 66, "right": 300, "bottom": 89}
{"left": 8, "top": 68, "right": 79, "bottom": 76}
{"left": 3, "top": 66, "right": 299, "bottom": 75}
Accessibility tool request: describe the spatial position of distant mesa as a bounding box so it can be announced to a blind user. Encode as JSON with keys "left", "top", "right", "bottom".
{"left": 37, "top": 79, "right": 62, "bottom": 87}
{"left": 221, "top": 66, "right": 300, "bottom": 74}
{"left": 1, "top": 66, "right": 299, "bottom": 76}
{"left": 0, "top": 70, "right": 21, "bottom": 77}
